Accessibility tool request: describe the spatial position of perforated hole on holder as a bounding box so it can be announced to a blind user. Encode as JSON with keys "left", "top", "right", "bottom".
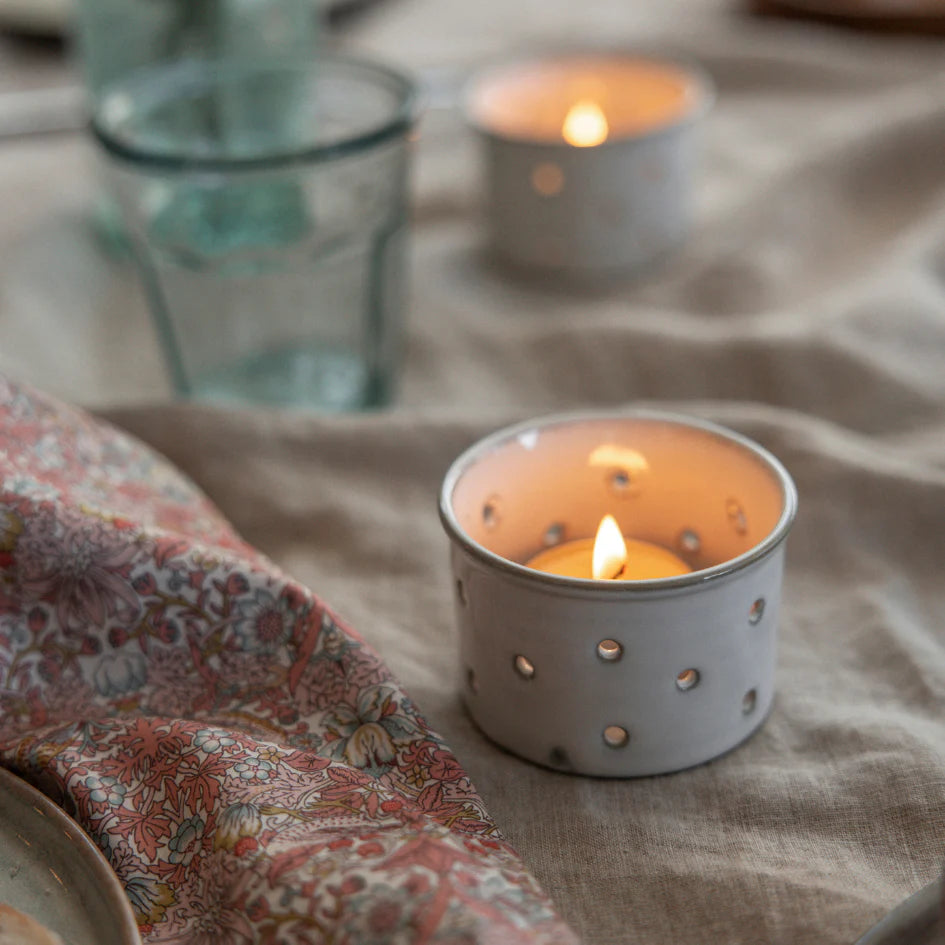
{"left": 543, "top": 522, "right": 565, "bottom": 546}
{"left": 466, "top": 667, "right": 479, "bottom": 694}
{"left": 676, "top": 668, "right": 700, "bottom": 691}
{"left": 609, "top": 468, "right": 631, "bottom": 495}
{"left": 742, "top": 688, "right": 757, "bottom": 714}
{"left": 602, "top": 725, "right": 630, "bottom": 749}
{"left": 678, "top": 528, "right": 701, "bottom": 555}
{"left": 482, "top": 496, "right": 501, "bottom": 529}
{"left": 549, "top": 747, "right": 571, "bottom": 769}
{"left": 455, "top": 578, "right": 467, "bottom": 606}
{"left": 726, "top": 497, "right": 748, "bottom": 535}
{"left": 749, "top": 598, "right": 765, "bottom": 625}
{"left": 531, "top": 162, "right": 565, "bottom": 196}
{"left": 596, "top": 639, "right": 623, "bottom": 662}
{"left": 514, "top": 654, "right": 535, "bottom": 680}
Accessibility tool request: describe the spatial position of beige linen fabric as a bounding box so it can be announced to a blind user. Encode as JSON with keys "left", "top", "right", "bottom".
{"left": 100, "top": 401, "right": 945, "bottom": 945}
{"left": 2, "top": 0, "right": 945, "bottom": 942}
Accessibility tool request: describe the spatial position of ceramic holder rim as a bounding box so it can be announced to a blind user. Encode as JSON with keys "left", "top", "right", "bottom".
{"left": 439, "top": 409, "right": 798, "bottom": 592}
{"left": 462, "top": 47, "right": 717, "bottom": 149}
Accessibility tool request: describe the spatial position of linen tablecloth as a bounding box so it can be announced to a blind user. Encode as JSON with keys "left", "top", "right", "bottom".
{"left": 3, "top": 0, "right": 945, "bottom": 943}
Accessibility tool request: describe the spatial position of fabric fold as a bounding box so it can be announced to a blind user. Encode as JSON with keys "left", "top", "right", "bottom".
{"left": 0, "top": 375, "right": 578, "bottom": 945}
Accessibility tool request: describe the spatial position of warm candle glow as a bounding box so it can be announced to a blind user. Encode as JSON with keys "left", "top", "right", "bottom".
{"left": 561, "top": 99, "right": 609, "bottom": 147}
{"left": 592, "top": 514, "right": 627, "bottom": 579}
{"left": 525, "top": 515, "right": 691, "bottom": 580}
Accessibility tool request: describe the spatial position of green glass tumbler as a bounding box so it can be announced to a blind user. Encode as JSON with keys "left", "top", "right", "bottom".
{"left": 93, "top": 56, "right": 418, "bottom": 410}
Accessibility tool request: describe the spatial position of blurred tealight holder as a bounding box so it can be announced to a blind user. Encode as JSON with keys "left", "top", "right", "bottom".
{"left": 465, "top": 52, "right": 713, "bottom": 278}
{"left": 93, "top": 55, "right": 418, "bottom": 410}
{"left": 438, "top": 411, "right": 797, "bottom": 777}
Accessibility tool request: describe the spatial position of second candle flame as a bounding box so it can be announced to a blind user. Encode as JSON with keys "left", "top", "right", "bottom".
{"left": 562, "top": 99, "right": 609, "bottom": 147}
{"left": 592, "top": 514, "right": 627, "bottom": 580}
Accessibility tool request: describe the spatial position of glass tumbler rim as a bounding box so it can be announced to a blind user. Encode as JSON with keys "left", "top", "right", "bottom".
{"left": 91, "top": 53, "right": 420, "bottom": 173}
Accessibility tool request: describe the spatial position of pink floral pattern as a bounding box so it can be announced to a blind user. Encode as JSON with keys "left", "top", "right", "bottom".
{"left": 0, "top": 376, "right": 577, "bottom": 945}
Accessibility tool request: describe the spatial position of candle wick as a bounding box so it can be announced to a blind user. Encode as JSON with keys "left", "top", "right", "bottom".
{"left": 614, "top": 564, "right": 626, "bottom": 579}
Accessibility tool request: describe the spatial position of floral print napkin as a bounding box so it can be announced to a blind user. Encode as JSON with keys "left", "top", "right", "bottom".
{"left": 0, "top": 376, "right": 577, "bottom": 945}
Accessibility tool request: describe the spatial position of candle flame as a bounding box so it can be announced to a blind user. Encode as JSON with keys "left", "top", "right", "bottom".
{"left": 592, "top": 514, "right": 627, "bottom": 580}
{"left": 562, "top": 99, "right": 609, "bottom": 147}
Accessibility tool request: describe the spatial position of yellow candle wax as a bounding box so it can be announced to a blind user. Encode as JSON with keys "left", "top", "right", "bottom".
{"left": 526, "top": 536, "right": 691, "bottom": 581}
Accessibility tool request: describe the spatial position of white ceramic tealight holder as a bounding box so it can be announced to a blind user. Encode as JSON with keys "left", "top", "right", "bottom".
{"left": 439, "top": 411, "right": 797, "bottom": 777}
{"left": 465, "top": 52, "right": 713, "bottom": 277}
